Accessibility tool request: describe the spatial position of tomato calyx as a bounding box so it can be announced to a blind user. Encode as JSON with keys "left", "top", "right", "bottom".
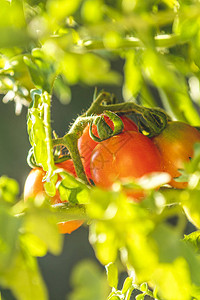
{"left": 138, "top": 108, "right": 170, "bottom": 138}
{"left": 89, "top": 111, "right": 124, "bottom": 142}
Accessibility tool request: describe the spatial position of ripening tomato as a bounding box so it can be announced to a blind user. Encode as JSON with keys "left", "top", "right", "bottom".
{"left": 90, "top": 131, "right": 163, "bottom": 201}
{"left": 24, "top": 159, "right": 83, "bottom": 234}
{"left": 152, "top": 121, "right": 200, "bottom": 189}
{"left": 78, "top": 115, "right": 138, "bottom": 179}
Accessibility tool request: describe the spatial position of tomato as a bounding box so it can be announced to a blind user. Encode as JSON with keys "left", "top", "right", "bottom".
{"left": 90, "top": 131, "right": 163, "bottom": 201}
{"left": 24, "top": 159, "right": 83, "bottom": 234}
{"left": 78, "top": 115, "right": 138, "bottom": 179}
{"left": 152, "top": 121, "right": 200, "bottom": 189}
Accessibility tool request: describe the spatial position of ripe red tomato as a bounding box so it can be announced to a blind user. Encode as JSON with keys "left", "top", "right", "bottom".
{"left": 152, "top": 121, "right": 200, "bottom": 189}
{"left": 90, "top": 131, "right": 163, "bottom": 201}
{"left": 78, "top": 115, "right": 138, "bottom": 180}
{"left": 24, "top": 159, "right": 83, "bottom": 234}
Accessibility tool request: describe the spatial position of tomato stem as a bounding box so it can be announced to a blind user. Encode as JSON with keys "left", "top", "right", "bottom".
{"left": 82, "top": 34, "right": 181, "bottom": 51}
{"left": 63, "top": 133, "right": 89, "bottom": 184}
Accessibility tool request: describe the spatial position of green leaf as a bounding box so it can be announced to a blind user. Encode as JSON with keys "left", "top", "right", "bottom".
{"left": 0, "top": 248, "right": 48, "bottom": 300}
{"left": 105, "top": 262, "right": 118, "bottom": 289}
{"left": 47, "top": 0, "right": 82, "bottom": 21}
{"left": 0, "top": 205, "right": 22, "bottom": 271}
{"left": 121, "top": 277, "right": 133, "bottom": 294}
{"left": 184, "top": 231, "right": 200, "bottom": 251}
{"left": 61, "top": 53, "right": 121, "bottom": 86}
{"left": 20, "top": 233, "right": 47, "bottom": 257}
{"left": 152, "top": 257, "right": 192, "bottom": 300}
{"left": 135, "top": 294, "right": 145, "bottom": 300}
{"left": 182, "top": 190, "right": 200, "bottom": 229}
{"left": 24, "top": 51, "right": 56, "bottom": 93}
{"left": 123, "top": 51, "right": 142, "bottom": 100}
{"left": 57, "top": 170, "right": 90, "bottom": 204}
{"left": 25, "top": 206, "right": 63, "bottom": 255}
{"left": 69, "top": 260, "right": 110, "bottom": 300}
{"left": 140, "top": 282, "right": 148, "bottom": 292}
{"left": 0, "top": 176, "right": 19, "bottom": 203}
{"left": 81, "top": 0, "right": 103, "bottom": 23}
{"left": 53, "top": 75, "right": 71, "bottom": 104}
{"left": 27, "top": 90, "right": 55, "bottom": 179}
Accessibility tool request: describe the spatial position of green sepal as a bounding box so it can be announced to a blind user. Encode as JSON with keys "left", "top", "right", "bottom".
{"left": 89, "top": 111, "right": 124, "bottom": 142}
{"left": 96, "top": 116, "right": 113, "bottom": 140}
{"left": 104, "top": 111, "right": 124, "bottom": 136}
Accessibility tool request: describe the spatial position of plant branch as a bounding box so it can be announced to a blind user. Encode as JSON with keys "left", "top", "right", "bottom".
{"left": 52, "top": 203, "right": 87, "bottom": 223}
{"left": 82, "top": 34, "right": 181, "bottom": 51}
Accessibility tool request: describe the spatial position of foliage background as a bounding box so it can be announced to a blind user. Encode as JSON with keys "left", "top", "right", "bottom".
{"left": 2, "top": 0, "right": 200, "bottom": 300}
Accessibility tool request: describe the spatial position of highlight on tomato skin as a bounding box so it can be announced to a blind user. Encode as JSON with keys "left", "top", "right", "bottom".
{"left": 90, "top": 130, "right": 163, "bottom": 201}
{"left": 78, "top": 115, "right": 138, "bottom": 180}
{"left": 152, "top": 121, "right": 200, "bottom": 189}
{"left": 23, "top": 160, "right": 83, "bottom": 234}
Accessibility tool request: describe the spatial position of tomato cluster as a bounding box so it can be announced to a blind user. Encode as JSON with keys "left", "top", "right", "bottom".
{"left": 24, "top": 112, "right": 200, "bottom": 234}
{"left": 80, "top": 118, "right": 200, "bottom": 194}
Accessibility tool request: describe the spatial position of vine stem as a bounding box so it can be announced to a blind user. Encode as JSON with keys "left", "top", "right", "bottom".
{"left": 15, "top": 203, "right": 88, "bottom": 224}
{"left": 82, "top": 34, "right": 181, "bottom": 51}
{"left": 52, "top": 203, "right": 87, "bottom": 223}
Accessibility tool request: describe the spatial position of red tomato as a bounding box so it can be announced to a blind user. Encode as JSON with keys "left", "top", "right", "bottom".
{"left": 78, "top": 115, "right": 138, "bottom": 179}
{"left": 90, "top": 131, "right": 162, "bottom": 201}
{"left": 152, "top": 121, "right": 200, "bottom": 189}
{"left": 24, "top": 160, "right": 83, "bottom": 234}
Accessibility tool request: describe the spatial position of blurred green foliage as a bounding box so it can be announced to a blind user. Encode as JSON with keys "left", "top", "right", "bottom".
{"left": 2, "top": 0, "right": 200, "bottom": 300}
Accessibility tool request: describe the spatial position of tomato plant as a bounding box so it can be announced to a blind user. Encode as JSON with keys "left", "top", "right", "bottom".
{"left": 78, "top": 115, "right": 138, "bottom": 179}
{"left": 90, "top": 131, "right": 163, "bottom": 200}
{"left": 24, "top": 160, "right": 83, "bottom": 234}
{"left": 152, "top": 121, "right": 200, "bottom": 189}
{"left": 3, "top": 1, "right": 200, "bottom": 300}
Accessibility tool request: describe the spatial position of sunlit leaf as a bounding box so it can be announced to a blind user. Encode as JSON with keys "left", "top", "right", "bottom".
{"left": 105, "top": 262, "right": 118, "bottom": 289}
{"left": 0, "top": 205, "right": 22, "bottom": 271}
{"left": 0, "top": 176, "right": 19, "bottom": 203}
{"left": 25, "top": 206, "right": 63, "bottom": 255}
{"left": 69, "top": 260, "right": 110, "bottom": 300}
{"left": 0, "top": 248, "right": 48, "bottom": 300}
